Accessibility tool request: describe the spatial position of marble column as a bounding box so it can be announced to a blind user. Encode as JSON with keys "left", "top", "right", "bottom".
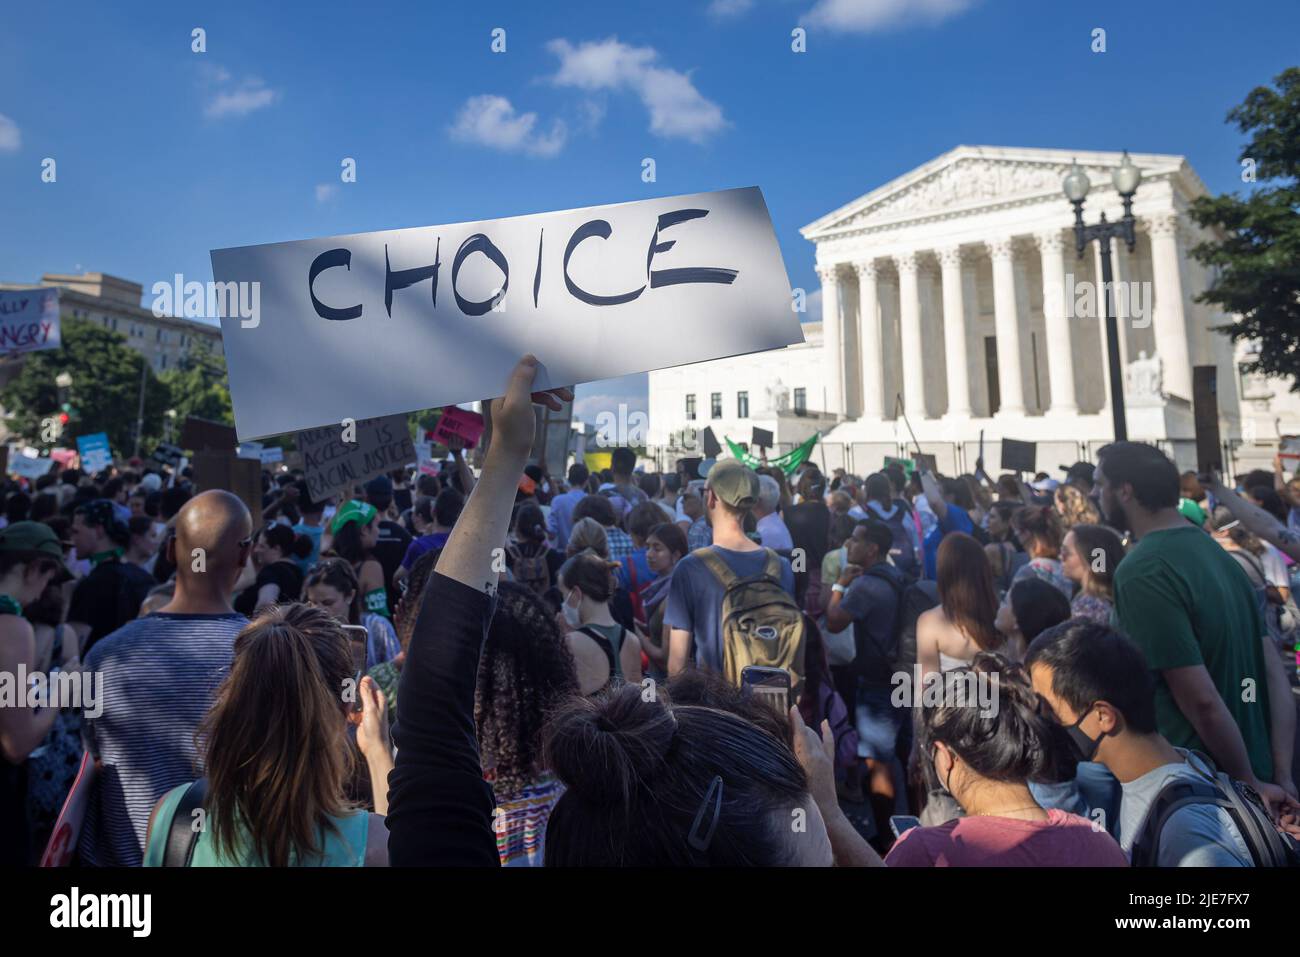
{"left": 895, "top": 251, "right": 927, "bottom": 418}
{"left": 817, "top": 263, "right": 845, "bottom": 416}
{"left": 1036, "top": 230, "right": 1078, "bottom": 414}
{"left": 987, "top": 237, "right": 1026, "bottom": 415}
{"left": 1147, "top": 212, "right": 1194, "bottom": 401}
{"left": 854, "top": 259, "right": 883, "bottom": 419}
{"left": 937, "top": 245, "right": 971, "bottom": 417}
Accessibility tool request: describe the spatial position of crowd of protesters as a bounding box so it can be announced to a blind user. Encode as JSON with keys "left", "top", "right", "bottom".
{"left": 3, "top": 357, "right": 1300, "bottom": 867}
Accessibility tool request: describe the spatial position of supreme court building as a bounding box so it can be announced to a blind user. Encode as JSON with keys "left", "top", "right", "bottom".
{"left": 646, "top": 145, "right": 1300, "bottom": 477}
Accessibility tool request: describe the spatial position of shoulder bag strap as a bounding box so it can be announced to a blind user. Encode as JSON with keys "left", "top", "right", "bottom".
{"left": 162, "top": 778, "right": 208, "bottom": 867}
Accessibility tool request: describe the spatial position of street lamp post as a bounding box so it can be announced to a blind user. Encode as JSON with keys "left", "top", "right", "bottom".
{"left": 1063, "top": 151, "right": 1142, "bottom": 442}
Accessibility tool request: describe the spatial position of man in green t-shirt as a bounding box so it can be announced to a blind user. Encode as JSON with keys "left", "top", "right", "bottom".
{"left": 1095, "top": 441, "right": 1296, "bottom": 814}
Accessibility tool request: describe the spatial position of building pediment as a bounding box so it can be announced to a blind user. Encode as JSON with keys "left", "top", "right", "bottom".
{"left": 802, "top": 146, "right": 1192, "bottom": 240}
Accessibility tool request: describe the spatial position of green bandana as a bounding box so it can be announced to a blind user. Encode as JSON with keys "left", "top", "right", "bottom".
{"left": 89, "top": 548, "right": 124, "bottom": 567}
{"left": 0, "top": 594, "right": 23, "bottom": 617}
{"left": 330, "top": 500, "right": 377, "bottom": 536}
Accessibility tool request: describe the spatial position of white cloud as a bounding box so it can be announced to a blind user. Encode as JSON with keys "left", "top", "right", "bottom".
{"left": 547, "top": 37, "right": 727, "bottom": 143}
{"left": 804, "top": 286, "right": 822, "bottom": 321}
{"left": 803, "top": 0, "right": 975, "bottom": 33}
{"left": 201, "top": 66, "right": 280, "bottom": 119}
{"left": 0, "top": 113, "right": 20, "bottom": 153}
{"left": 449, "top": 94, "right": 567, "bottom": 157}
{"left": 315, "top": 183, "right": 338, "bottom": 203}
{"left": 573, "top": 391, "right": 649, "bottom": 423}
{"left": 708, "top": 0, "right": 755, "bottom": 16}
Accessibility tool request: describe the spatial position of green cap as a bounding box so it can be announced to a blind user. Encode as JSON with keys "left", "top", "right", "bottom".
{"left": 330, "top": 499, "right": 377, "bottom": 535}
{"left": 1178, "top": 497, "right": 1207, "bottom": 527}
{"left": 706, "top": 459, "right": 761, "bottom": 509}
{"left": 0, "top": 521, "right": 67, "bottom": 560}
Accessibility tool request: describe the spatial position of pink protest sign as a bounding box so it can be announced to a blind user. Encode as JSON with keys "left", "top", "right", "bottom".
{"left": 431, "top": 407, "right": 485, "bottom": 448}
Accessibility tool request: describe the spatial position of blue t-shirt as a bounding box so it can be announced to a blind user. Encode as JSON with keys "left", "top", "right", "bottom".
{"left": 664, "top": 546, "right": 795, "bottom": 672}
{"left": 402, "top": 531, "right": 450, "bottom": 570}
{"left": 923, "top": 504, "right": 974, "bottom": 580}
{"left": 293, "top": 522, "right": 324, "bottom": 574}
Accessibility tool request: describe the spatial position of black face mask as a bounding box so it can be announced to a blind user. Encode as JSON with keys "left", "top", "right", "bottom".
{"left": 1065, "top": 707, "right": 1103, "bottom": 762}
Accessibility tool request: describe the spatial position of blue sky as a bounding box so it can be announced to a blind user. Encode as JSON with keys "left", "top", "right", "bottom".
{"left": 2, "top": 0, "right": 1296, "bottom": 423}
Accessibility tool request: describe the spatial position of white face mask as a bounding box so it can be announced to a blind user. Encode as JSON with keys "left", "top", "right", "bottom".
{"left": 562, "top": 590, "right": 582, "bottom": 628}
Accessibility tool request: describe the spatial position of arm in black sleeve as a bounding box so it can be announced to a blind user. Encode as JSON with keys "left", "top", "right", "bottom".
{"left": 386, "top": 571, "right": 499, "bottom": 866}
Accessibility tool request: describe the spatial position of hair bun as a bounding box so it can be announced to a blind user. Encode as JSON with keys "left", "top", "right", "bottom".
{"left": 544, "top": 685, "right": 675, "bottom": 804}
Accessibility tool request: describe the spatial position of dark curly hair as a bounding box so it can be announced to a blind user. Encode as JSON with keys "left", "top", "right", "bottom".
{"left": 475, "top": 581, "right": 580, "bottom": 797}
{"left": 394, "top": 547, "right": 442, "bottom": 652}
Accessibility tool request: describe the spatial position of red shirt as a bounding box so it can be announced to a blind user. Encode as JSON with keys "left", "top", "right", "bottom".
{"left": 885, "top": 808, "right": 1128, "bottom": 867}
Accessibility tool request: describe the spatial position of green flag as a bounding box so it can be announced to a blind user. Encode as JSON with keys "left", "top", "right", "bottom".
{"left": 723, "top": 433, "right": 819, "bottom": 476}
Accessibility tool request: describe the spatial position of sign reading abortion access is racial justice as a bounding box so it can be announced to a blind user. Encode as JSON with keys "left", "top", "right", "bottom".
{"left": 0, "top": 288, "right": 61, "bottom": 356}
{"left": 297, "top": 414, "right": 416, "bottom": 503}
{"left": 211, "top": 187, "right": 802, "bottom": 440}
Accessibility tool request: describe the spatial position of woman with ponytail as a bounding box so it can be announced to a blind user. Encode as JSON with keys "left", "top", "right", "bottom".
{"left": 233, "top": 523, "right": 313, "bottom": 617}
{"left": 142, "top": 603, "right": 390, "bottom": 866}
{"left": 1009, "top": 505, "right": 1071, "bottom": 599}
{"left": 557, "top": 550, "right": 642, "bottom": 695}
{"left": 886, "top": 652, "right": 1127, "bottom": 867}
{"left": 505, "top": 502, "right": 562, "bottom": 595}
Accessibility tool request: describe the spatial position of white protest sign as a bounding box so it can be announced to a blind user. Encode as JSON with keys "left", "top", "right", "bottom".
{"left": 10, "top": 454, "right": 54, "bottom": 480}
{"left": 296, "top": 414, "right": 415, "bottom": 503}
{"left": 211, "top": 187, "right": 802, "bottom": 440}
{"left": 0, "top": 288, "right": 61, "bottom": 356}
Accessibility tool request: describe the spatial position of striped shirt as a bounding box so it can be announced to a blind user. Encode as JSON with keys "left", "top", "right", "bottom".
{"left": 79, "top": 612, "right": 246, "bottom": 867}
{"left": 489, "top": 771, "right": 563, "bottom": 867}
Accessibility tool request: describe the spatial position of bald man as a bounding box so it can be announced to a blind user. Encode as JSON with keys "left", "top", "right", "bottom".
{"left": 79, "top": 491, "right": 254, "bottom": 866}
{"left": 161, "top": 490, "right": 254, "bottom": 615}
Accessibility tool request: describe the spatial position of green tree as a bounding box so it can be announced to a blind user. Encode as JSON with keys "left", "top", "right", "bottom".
{"left": 158, "top": 338, "right": 234, "bottom": 428}
{"left": 1190, "top": 67, "right": 1300, "bottom": 385}
{"left": 2, "top": 317, "right": 171, "bottom": 456}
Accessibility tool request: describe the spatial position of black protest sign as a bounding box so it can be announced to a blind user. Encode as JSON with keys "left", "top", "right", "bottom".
{"left": 1000, "top": 439, "right": 1037, "bottom": 474}
{"left": 1192, "top": 366, "right": 1222, "bottom": 474}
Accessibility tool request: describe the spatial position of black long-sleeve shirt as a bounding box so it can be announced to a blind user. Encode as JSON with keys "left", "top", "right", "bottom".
{"left": 387, "top": 573, "right": 499, "bottom": 866}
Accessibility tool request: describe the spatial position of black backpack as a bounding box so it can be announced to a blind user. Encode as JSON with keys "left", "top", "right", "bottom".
{"left": 853, "top": 565, "right": 928, "bottom": 681}
{"left": 1129, "top": 753, "right": 1300, "bottom": 867}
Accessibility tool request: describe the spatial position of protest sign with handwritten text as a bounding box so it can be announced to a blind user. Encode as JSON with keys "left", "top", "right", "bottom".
{"left": 212, "top": 187, "right": 801, "bottom": 440}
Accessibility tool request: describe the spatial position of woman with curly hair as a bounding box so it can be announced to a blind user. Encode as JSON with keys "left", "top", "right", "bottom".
{"left": 1054, "top": 483, "right": 1100, "bottom": 529}
{"left": 476, "top": 581, "right": 580, "bottom": 867}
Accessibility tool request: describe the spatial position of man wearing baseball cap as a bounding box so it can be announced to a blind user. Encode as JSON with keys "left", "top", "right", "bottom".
{"left": 67, "top": 499, "right": 156, "bottom": 658}
{"left": 664, "top": 459, "right": 795, "bottom": 676}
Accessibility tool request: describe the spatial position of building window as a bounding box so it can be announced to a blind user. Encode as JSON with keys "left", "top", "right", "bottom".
{"left": 737, "top": 391, "right": 749, "bottom": 418}
{"left": 794, "top": 388, "right": 806, "bottom": 415}
{"left": 711, "top": 393, "right": 722, "bottom": 419}
{"left": 685, "top": 394, "right": 696, "bottom": 420}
